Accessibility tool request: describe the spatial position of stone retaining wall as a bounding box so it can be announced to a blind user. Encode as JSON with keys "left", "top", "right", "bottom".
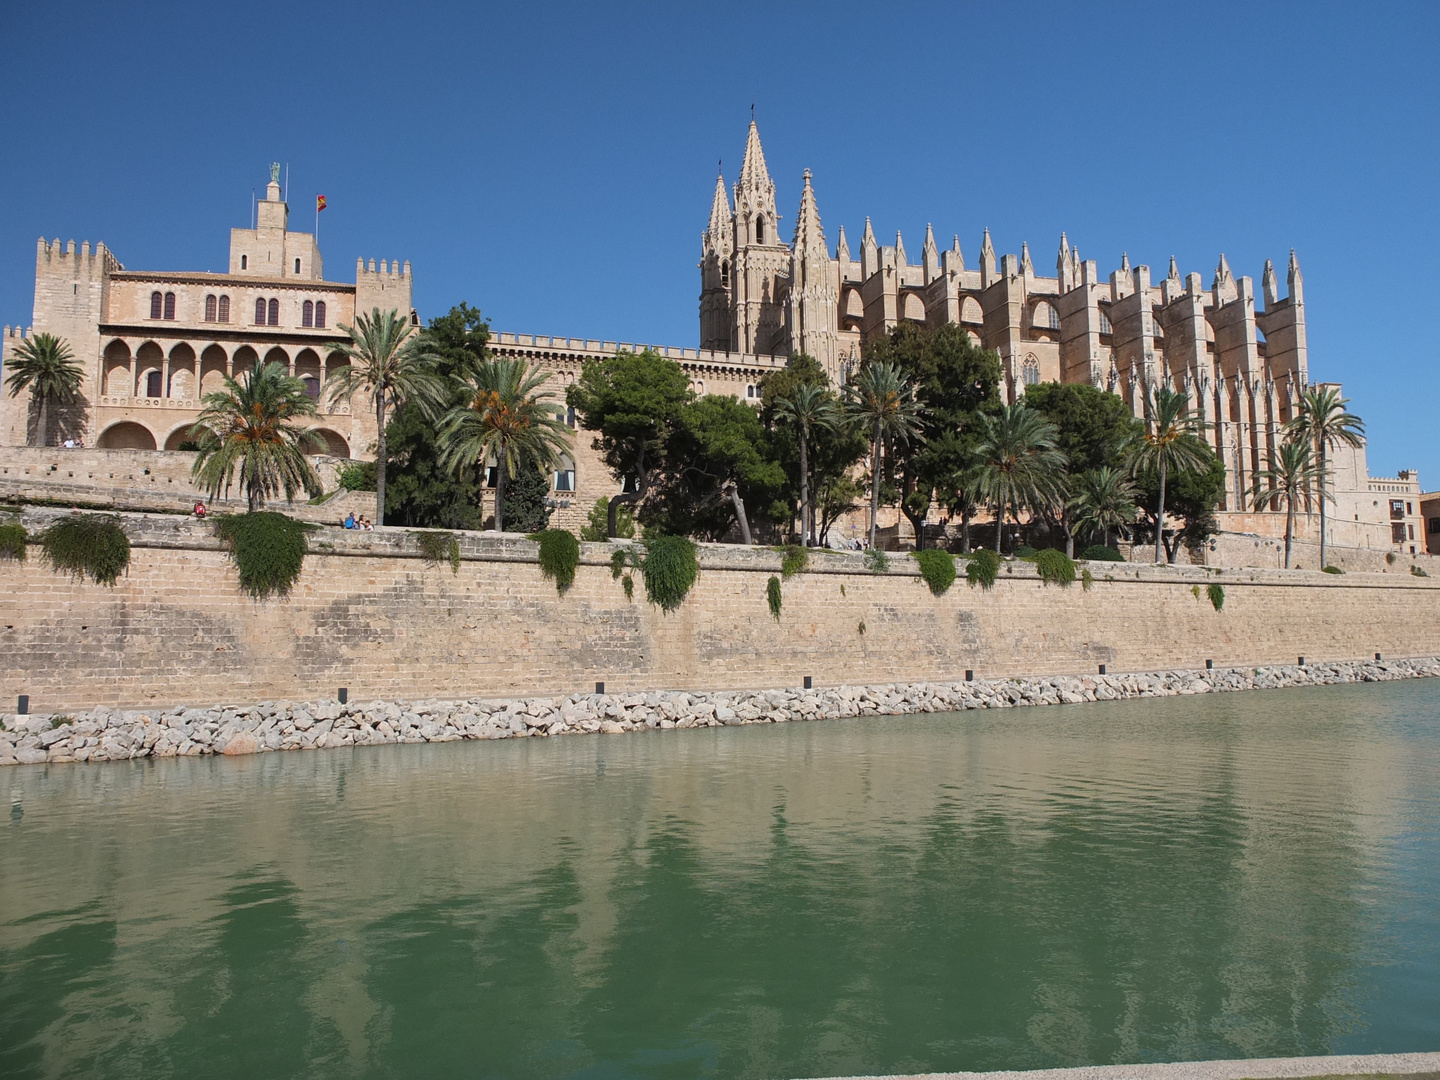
{"left": 3, "top": 657, "right": 1435, "bottom": 767}
{"left": 4, "top": 509, "right": 1440, "bottom": 713}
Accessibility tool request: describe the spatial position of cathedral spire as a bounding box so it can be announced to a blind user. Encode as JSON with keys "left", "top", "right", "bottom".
{"left": 836, "top": 224, "right": 850, "bottom": 263}
{"left": 1167, "top": 255, "right": 1180, "bottom": 282}
{"left": 707, "top": 168, "right": 732, "bottom": 240}
{"left": 792, "top": 169, "right": 826, "bottom": 255}
{"left": 923, "top": 223, "right": 939, "bottom": 283}
{"left": 733, "top": 119, "right": 778, "bottom": 247}
{"left": 895, "top": 229, "right": 908, "bottom": 268}
{"left": 1020, "top": 241, "right": 1034, "bottom": 276}
{"left": 861, "top": 217, "right": 878, "bottom": 279}
{"left": 1214, "top": 253, "right": 1233, "bottom": 287}
{"left": 980, "top": 227, "right": 996, "bottom": 282}
{"left": 1121, "top": 251, "right": 1131, "bottom": 274}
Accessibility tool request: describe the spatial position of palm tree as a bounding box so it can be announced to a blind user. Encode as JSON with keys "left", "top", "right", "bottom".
{"left": 188, "top": 362, "right": 324, "bottom": 511}
{"left": 1129, "top": 386, "right": 1211, "bottom": 563}
{"left": 773, "top": 383, "right": 841, "bottom": 545}
{"left": 1285, "top": 384, "right": 1365, "bottom": 569}
{"left": 844, "top": 362, "right": 925, "bottom": 549}
{"left": 4, "top": 332, "right": 83, "bottom": 447}
{"left": 1249, "top": 439, "right": 1324, "bottom": 569}
{"left": 972, "top": 403, "right": 1068, "bottom": 554}
{"left": 438, "top": 357, "right": 572, "bottom": 532}
{"left": 327, "top": 307, "right": 445, "bottom": 524}
{"left": 1069, "top": 466, "right": 1140, "bottom": 550}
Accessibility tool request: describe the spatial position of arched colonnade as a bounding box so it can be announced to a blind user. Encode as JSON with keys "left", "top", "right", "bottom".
{"left": 99, "top": 338, "right": 350, "bottom": 409}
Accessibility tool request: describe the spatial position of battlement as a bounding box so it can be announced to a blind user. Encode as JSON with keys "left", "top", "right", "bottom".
{"left": 35, "top": 238, "right": 121, "bottom": 276}
{"left": 356, "top": 258, "right": 411, "bottom": 281}
{"left": 489, "top": 332, "right": 789, "bottom": 372}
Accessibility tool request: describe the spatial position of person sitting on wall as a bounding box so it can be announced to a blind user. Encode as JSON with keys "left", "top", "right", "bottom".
{"left": 344, "top": 513, "right": 356, "bottom": 529}
{"left": 193, "top": 501, "right": 206, "bottom": 518}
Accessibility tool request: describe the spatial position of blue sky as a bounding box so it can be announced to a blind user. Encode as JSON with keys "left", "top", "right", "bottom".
{"left": 2, "top": 1, "right": 1436, "bottom": 479}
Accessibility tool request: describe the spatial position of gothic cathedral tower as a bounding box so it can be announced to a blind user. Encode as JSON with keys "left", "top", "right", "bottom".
{"left": 729, "top": 121, "right": 789, "bottom": 354}
{"left": 699, "top": 171, "right": 733, "bottom": 351}
{"left": 785, "top": 169, "right": 839, "bottom": 373}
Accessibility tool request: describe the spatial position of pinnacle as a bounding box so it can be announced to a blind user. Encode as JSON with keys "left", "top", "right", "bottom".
{"left": 707, "top": 171, "right": 732, "bottom": 235}
{"left": 737, "top": 119, "right": 772, "bottom": 193}
{"left": 792, "top": 167, "right": 826, "bottom": 254}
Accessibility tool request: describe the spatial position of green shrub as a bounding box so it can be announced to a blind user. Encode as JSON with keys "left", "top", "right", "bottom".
{"left": 610, "top": 547, "right": 639, "bottom": 579}
{"left": 1035, "top": 548, "right": 1077, "bottom": 587}
{"left": 1082, "top": 568, "right": 1094, "bottom": 591}
{"left": 912, "top": 549, "right": 957, "bottom": 596}
{"left": 49, "top": 715, "right": 74, "bottom": 729}
{"left": 622, "top": 573, "right": 634, "bottom": 601}
{"left": 40, "top": 514, "right": 130, "bottom": 586}
{"left": 1013, "top": 544, "right": 1039, "bottom": 560}
{"left": 767, "top": 575, "right": 783, "bottom": 620}
{"left": 1080, "top": 544, "right": 1125, "bottom": 562}
{"left": 215, "top": 512, "right": 315, "bottom": 599}
{"left": 863, "top": 548, "right": 889, "bottom": 573}
{"left": 1208, "top": 583, "right": 1225, "bottom": 612}
{"left": 175, "top": 440, "right": 201, "bottom": 452}
{"left": 580, "top": 497, "right": 635, "bottom": 542}
{"left": 337, "top": 461, "right": 377, "bottom": 491}
{"left": 413, "top": 530, "right": 460, "bottom": 573}
{"left": 1412, "top": 565, "right": 1429, "bottom": 578}
{"left": 0, "top": 522, "right": 28, "bottom": 562}
{"left": 1322, "top": 565, "right": 1344, "bottom": 575}
{"left": 1385, "top": 552, "right": 1397, "bottom": 565}
{"left": 531, "top": 528, "right": 580, "bottom": 595}
{"left": 779, "top": 544, "right": 809, "bottom": 578}
{"left": 640, "top": 534, "right": 699, "bottom": 612}
{"left": 967, "top": 547, "right": 1000, "bottom": 589}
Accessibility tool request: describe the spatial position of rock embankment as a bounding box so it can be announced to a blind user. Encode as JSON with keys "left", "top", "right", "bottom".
{"left": 3, "top": 657, "right": 1436, "bottom": 767}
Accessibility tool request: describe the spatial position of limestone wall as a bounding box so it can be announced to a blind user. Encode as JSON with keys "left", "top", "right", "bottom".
{"left": 4, "top": 509, "right": 1440, "bottom": 713}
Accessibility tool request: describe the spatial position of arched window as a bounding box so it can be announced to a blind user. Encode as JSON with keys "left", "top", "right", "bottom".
{"left": 150, "top": 292, "right": 163, "bottom": 319}
{"left": 755, "top": 216, "right": 765, "bottom": 244}
{"left": 746, "top": 384, "right": 756, "bottom": 399}
{"left": 302, "top": 376, "right": 320, "bottom": 401}
{"left": 1023, "top": 356, "right": 1041, "bottom": 385}
{"left": 314, "top": 301, "right": 326, "bottom": 328}
{"left": 294, "top": 257, "right": 301, "bottom": 274}
{"left": 267, "top": 298, "right": 280, "bottom": 326}
{"left": 163, "top": 292, "right": 176, "bottom": 320}
{"left": 1098, "top": 309, "right": 1113, "bottom": 335}
{"left": 205, "top": 295, "right": 217, "bottom": 322}
{"left": 146, "top": 371, "right": 162, "bottom": 398}
{"left": 217, "top": 295, "right": 230, "bottom": 322}
{"left": 302, "top": 300, "right": 314, "bottom": 328}
{"left": 255, "top": 298, "right": 267, "bottom": 324}
{"left": 1034, "top": 301, "right": 1059, "bottom": 330}
{"left": 720, "top": 260, "right": 729, "bottom": 288}
{"left": 240, "top": 255, "right": 248, "bottom": 270}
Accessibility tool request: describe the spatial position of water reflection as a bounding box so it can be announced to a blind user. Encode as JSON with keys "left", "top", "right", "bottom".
{"left": 0, "top": 680, "right": 1436, "bottom": 1079}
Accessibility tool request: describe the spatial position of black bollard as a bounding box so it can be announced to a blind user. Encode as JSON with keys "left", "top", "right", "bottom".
{"left": 338, "top": 687, "right": 348, "bottom": 705}
{"left": 1298, "top": 656, "right": 1306, "bottom": 666}
{"left": 1206, "top": 659, "right": 1214, "bottom": 670}
{"left": 595, "top": 681, "right": 605, "bottom": 695}
{"left": 1098, "top": 664, "right": 1107, "bottom": 675}
{"left": 803, "top": 676, "right": 813, "bottom": 690}
{"left": 1376, "top": 652, "right": 1383, "bottom": 661}
{"left": 965, "top": 670, "right": 974, "bottom": 682}
{"left": 17, "top": 695, "right": 28, "bottom": 715}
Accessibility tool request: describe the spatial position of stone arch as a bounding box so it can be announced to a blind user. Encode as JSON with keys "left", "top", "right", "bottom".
{"left": 232, "top": 345, "right": 258, "bottom": 382}
{"left": 200, "top": 344, "right": 228, "bottom": 396}
{"left": 843, "top": 289, "right": 863, "bottom": 318}
{"left": 965, "top": 330, "right": 981, "bottom": 346}
{"left": 1032, "top": 300, "right": 1059, "bottom": 332}
{"left": 162, "top": 422, "right": 200, "bottom": 451}
{"left": 902, "top": 293, "right": 926, "bottom": 322}
{"left": 102, "top": 339, "right": 132, "bottom": 396}
{"left": 306, "top": 428, "right": 350, "bottom": 456}
{"left": 263, "top": 346, "right": 290, "bottom": 374}
{"left": 167, "top": 342, "right": 197, "bottom": 399}
{"left": 294, "top": 348, "right": 322, "bottom": 401}
{"left": 135, "top": 341, "right": 164, "bottom": 398}
{"left": 96, "top": 420, "right": 157, "bottom": 450}
{"left": 960, "top": 296, "right": 983, "bottom": 324}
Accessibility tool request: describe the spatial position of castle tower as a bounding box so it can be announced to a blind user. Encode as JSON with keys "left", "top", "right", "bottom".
{"left": 785, "top": 169, "right": 839, "bottom": 373}
{"left": 229, "top": 163, "right": 322, "bottom": 280}
{"left": 729, "top": 120, "right": 789, "bottom": 354}
{"left": 699, "top": 170, "right": 734, "bottom": 350}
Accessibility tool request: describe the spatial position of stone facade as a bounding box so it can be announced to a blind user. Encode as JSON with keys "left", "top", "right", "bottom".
{"left": 0, "top": 165, "right": 413, "bottom": 459}
{"left": 4, "top": 509, "right": 1440, "bottom": 712}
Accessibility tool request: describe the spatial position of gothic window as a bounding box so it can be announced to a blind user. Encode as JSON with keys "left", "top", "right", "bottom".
{"left": 302, "top": 376, "right": 320, "bottom": 401}
{"left": 255, "top": 298, "right": 267, "bottom": 324}
{"left": 314, "top": 301, "right": 326, "bottom": 328}
{"left": 1033, "top": 301, "right": 1059, "bottom": 330}
{"left": 217, "top": 295, "right": 230, "bottom": 322}
{"left": 1023, "top": 356, "right": 1041, "bottom": 385}
{"left": 163, "top": 292, "right": 176, "bottom": 320}
{"left": 755, "top": 216, "right": 766, "bottom": 244}
{"left": 268, "top": 298, "right": 280, "bottom": 325}
{"left": 1098, "top": 309, "right": 1113, "bottom": 335}
{"left": 205, "top": 295, "right": 217, "bottom": 322}
{"left": 720, "top": 260, "right": 729, "bottom": 288}
{"left": 146, "top": 370, "right": 162, "bottom": 397}
{"left": 960, "top": 296, "right": 983, "bottom": 324}
{"left": 302, "top": 300, "right": 314, "bottom": 328}
{"left": 150, "top": 292, "right": 163, "bottom": 319}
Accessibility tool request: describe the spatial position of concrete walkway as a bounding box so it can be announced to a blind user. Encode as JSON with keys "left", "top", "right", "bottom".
{"left": 811, "top": 1051, "right": 1440, "bottom": 1080}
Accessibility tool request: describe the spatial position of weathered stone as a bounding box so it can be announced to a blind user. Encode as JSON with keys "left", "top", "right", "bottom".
{"left": 222, "top": 731, "right": 259, "bottom": 756}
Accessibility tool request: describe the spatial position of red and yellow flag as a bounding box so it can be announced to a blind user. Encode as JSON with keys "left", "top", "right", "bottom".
{"left": 316, "top": 194, "right": 327, "bottom": 212}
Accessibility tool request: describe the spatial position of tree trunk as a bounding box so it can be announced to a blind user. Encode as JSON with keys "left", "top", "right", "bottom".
{"left": 960, "top": 504, "right": 971, "bottom": 553}
{"left": 1155, "top": 459, "right": 1168, "bottom": 564}
{"left": 798, "top": 425, "right": 810, "bottom": 546}
{"left": 35, "top": 392, "right": 48, "bottom": 448}
{"left": 494, "top": 445, "right": 507, "bottom": 532}
{"left": 727, "top": 482, "right": 752, "bottom": 545}
{"left": 868, "top": 424, "right": 881, "bottom": 549}
{"left": 1318, "top": 442, "right": 1328, "bottom": 569}
{"left": 608, "top": 449, "right": 646, "bottom": 538}
{"left": 374, "top": 393, "right": 388, "bottom": 526}
{"left": 1284, "top": 497, "right": 1295, "bottom": 569}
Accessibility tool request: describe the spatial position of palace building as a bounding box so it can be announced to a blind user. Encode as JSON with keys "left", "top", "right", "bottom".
{"left": 0, "top": 165, "right": 412, "bottom": 458}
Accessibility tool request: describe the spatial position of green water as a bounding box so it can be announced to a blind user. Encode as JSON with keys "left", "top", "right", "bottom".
{"left": 2, "top": 681, "right": 1438, "bottom": 1080}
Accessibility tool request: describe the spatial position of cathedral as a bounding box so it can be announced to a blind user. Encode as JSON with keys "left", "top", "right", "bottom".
{"left": 699, "top": 121, "right": 1315, "bottom": 517}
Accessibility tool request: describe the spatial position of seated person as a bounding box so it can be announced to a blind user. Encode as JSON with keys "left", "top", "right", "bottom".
{"left": 193, "top": 501, "right": 206, "bottom": 518}
{"left": 344, "top": 512, "right": 356, "bottom": 529}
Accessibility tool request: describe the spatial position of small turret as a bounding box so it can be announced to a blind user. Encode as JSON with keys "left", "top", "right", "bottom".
{"left": 980, "top": 228, "right": 996, "bottom": 283}
{"left": 1262, "top": 258, "right": 1279, "bottom": 309}
{"left": 922, "top": 223, "right": 939, "bottom": 283}
{"left": 1020, "top": 241, "right": 1034, "bottom": 277}
{"left": 861, "top": 217, "right": 878, "bottom": 280}
{"left": 836, "top": 224, "right": 850, "bottom": 264}
{"left": 894, "top": 230, "right": 908, "bottom": 270}
{"left": 1287, "top": 249, "right": 1304, "bottom": 306}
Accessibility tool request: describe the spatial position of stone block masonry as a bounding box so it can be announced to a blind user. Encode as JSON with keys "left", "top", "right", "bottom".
{"left": 4, "top": 509, "right": 1440, "bottom": 713}
{"left": 3, "top": 658, "right": 1437, "bottom": 767}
